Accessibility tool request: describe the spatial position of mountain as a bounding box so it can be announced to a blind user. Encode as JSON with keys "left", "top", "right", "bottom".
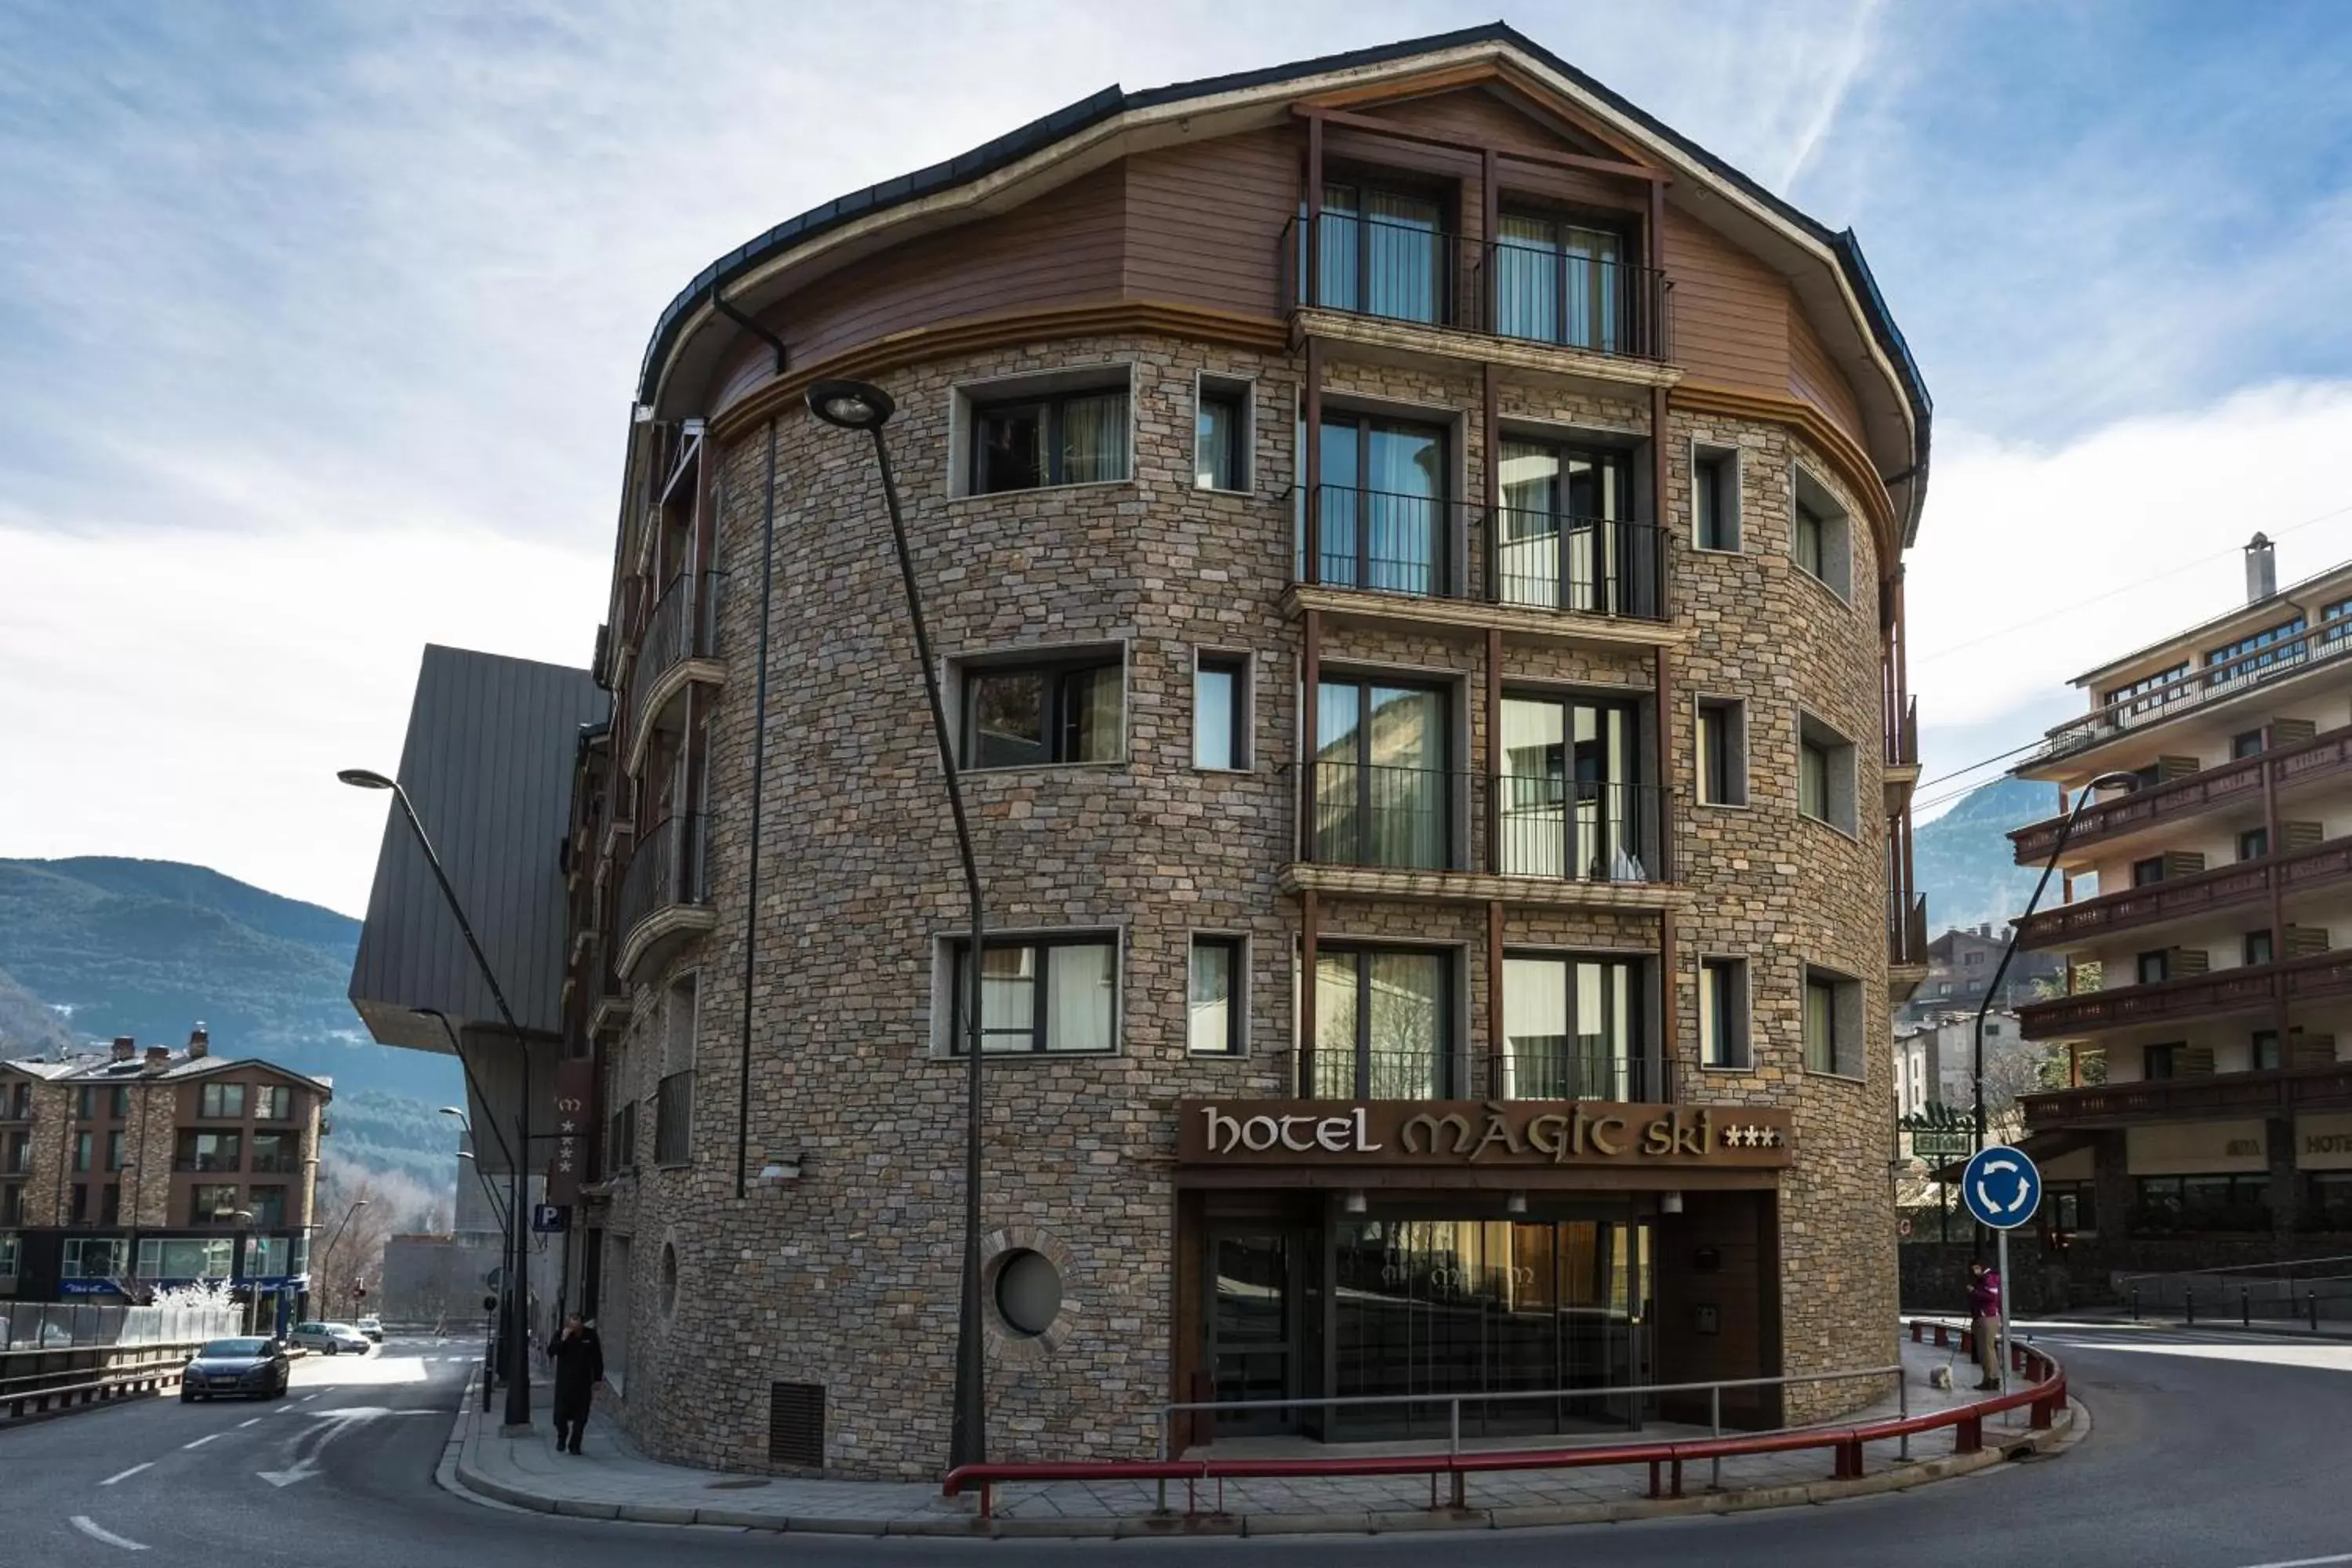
{"left": 1912, "top": 776, "right": 2060, "bottom": 935}
{"left": 0, "top": 856, "right": 457, "bottom": 1189}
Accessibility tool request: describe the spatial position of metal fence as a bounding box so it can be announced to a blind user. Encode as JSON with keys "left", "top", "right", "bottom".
{"left": 2114, "top": 1256, "right": 2352, "bottom": 1325}
{"left": 1, "top": 1301, "right": 244, "bottom": 1351}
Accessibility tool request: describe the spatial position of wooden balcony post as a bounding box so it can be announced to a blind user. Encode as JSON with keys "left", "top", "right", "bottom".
{"left": 1486, "top": 900, "right": 1505, "bottom": 1098}
{"left": 1304, "top": 113, "right": 1323, "bottom": 310}
{"left": 1304, "top": 338, "right": 1323, "bottom": 585}
{"left": 2266, "top": 725, "right": 2290, "bottom": 1047}
{"left": 1300, "top": 886, "right": 1319, "bottom": 1097}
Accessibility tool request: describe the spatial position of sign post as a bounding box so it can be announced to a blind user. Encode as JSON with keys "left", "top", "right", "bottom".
{"left": 1959, "top": 1146, "right": 2043, "bottom": 1396}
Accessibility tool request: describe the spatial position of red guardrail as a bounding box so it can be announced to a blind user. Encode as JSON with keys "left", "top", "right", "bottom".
{"left": 941, "top": 1324, "right": 2065, "bottom": 1521}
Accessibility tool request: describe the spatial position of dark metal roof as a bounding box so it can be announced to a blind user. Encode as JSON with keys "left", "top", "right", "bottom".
{"left": 634, "top": 21, "right": 1929, "bottom": 485}
{"left": 348, "top": 646, "right": 607, "bottom": 1050}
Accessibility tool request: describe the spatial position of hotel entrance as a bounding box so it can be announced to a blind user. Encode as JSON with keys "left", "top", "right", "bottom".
{"left": 1202, "top": 1203, "right": 1653, "bottom": 1442}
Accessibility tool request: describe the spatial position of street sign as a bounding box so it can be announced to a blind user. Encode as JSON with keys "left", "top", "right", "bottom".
{"left": 484, "top": 1266, "right": 504, "bottom": 1291}
{"left": 1900, "top": 1104, "right": 1976, "bottom": 1160}
{"left": 531, "top": 1203, "right": 571, "bottom": 1235}
{"left": 1961, "top": 1146, "right": 2042, "bottom": 1231}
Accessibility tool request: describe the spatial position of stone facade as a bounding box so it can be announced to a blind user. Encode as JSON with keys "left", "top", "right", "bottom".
{"left": 585, "top": 322, "right": 1903, "bottom": 1472}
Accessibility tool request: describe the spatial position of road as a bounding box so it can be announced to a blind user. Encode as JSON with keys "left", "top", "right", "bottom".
{"left": 6, "top": 1325, "right": 2350, "bottom": 1567}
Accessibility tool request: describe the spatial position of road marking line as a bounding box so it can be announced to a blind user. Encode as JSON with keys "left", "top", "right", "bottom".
{"left": 98, "top": 1464, "right": 151, "bottom": 1486}
{"left": 2233, "top": 1556, "right": 2352, "bottom": 1568}
{"left": 239, "top": 1417, "right": 262, "bottom": 1428}
{"left": 70, "top": 1517, "right": 148, "bottom": 1552}
{"left": 299, "top": 1394, "right": 317, "bottom": 1402}
{"left": 182, "top": 1434, "right": 220, "bottom": 1449}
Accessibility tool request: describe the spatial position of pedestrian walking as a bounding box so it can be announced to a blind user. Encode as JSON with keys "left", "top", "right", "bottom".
{"left": 1969, "top": 1258, "right": 2004, "bottom": 1390}
{"left": 546, "top": 1312, "right": 604, "bottom": 1455}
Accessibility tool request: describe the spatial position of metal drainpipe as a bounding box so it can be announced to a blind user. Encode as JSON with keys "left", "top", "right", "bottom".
{"left": 735, "top": 419, "right": 780, "bottom": 1200}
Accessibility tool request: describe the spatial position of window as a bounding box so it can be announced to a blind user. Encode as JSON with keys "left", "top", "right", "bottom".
{"left": 2103, "top": 662, "right": 2190, "bottom": 719}
{"left": 2245, "top": 930, "right": 2274, "bottom": 967}
{"left": 1699, "top": 956, "right": 1750, "bottom": 1069}
{"left": 1791, "top": 469, "right": 1852, "bottom": 599}
{"left": 63, "top": 1236, "right": 129, "bottom": 1279}
{"left": 69, "top": 1182, "right": 89, "bottom": 1223}
{"left": 175, "top": 1131, "right": 241, "bottom": 1172}
{"left": 655, "top": 973, "right": 696, "bottom": 1167}
{"left": 100, "top": 1183, "right": 121, "bottom": 1225}
{"left": 1495, "top": 436, "right": 1640, "bottom": 614}
{"left": 255, "top": 1085, "right": 293, "bottom": 1122}
{"left": 1797, "top": 714, "right": 1857, "bottom": 835}
{"left": 1497, "top": 691, "right": 1654, "bottom": 880}
{"left": 2136, "top": 1174, "right": 2270, "bottom": 1231}
{"left": 1188, "top": 937, "right": 1243, "bottom": 1055}
{"left": 3, "top": 1131, "right": 25, "bottom": 1174}
{"left": 961, "top": 652, "right": 1124, "bottom": 769}
{"left": 2144, "top": 1043, "right": 2182, "bottom": 1079}
{"left": 2136, "top": 950, "right": 2170, "bottom": 985}
{"left": 1311, "top": 413, "right": 1451, "bottom": 596}
{"left": 247, "top": 1186, "right": 287, "bottom": 1228}
{"left": 948, "top": 935, "right": 1119, "bottom": 1055}
{"left": 2205, "top": 616, "right": 2304, "bottom": 685}
{"left": 1318, "top": 677, "right": 1452, "bottom": 870}
{"left": 1193, "top": 653, "right": 1249, "bottom": 771}
{"left": 245, "top": 1235, "right": 295, "bottom": 1278}
{"left": 1693, "top": 448, "right": 1740, "bottom": 551}
{"left": 1491, "top": 210, "right": 1629, "bottom": 350}
{"left": 0, "top": 1184, "right": 19, "bottom": 1227}
{"left": 2233, "top": 729, "right": 2267, "bottom": 759}
{"left": 2239, "top": 827, "right": 2270, "bottom": 862}
{"left": 0, "top": 1235, "right": 16, "bottom": 1276}
{"left": 968, "top": 383, "right": 1129, "bottom": 494}
{"left": 2132, "top": 856, "right": 2165, "bottom": 887}
{"left": 1695, "top": 699, "right": 1746, "bottom": 806}
{"left": 200, "top": 1083, "right": 247, "bottom": 1120}
{"left": 1312, "top": 946, "right": 1451, "bottom": 1098}
{"left": 1802, "top": 967, "right": 1860, "bottom": 1076}
{"left": 1195, "top": 378, "right": 1250, "bottom": 492}
{"left": 2045, "top": 1181, "right": 2097, "bottom": 1235}
{"left": 2, "top": 1081, "right": 25, "bottom": 1120}
{"left": 1502, "top": 953, "right": 1648, "bottom": 1098}
{"left": 1311, "top": 181, "right": 1446, "bottom": 325}
{"left": 1963, "top": 950, "right": 1985, "bottom": 967}
{"left": 136, "top": 1237, "right": 233, "bottom": 1279}
{"left": 607, "top": 1100, "right": 637, "bottom": 1176}
{"left": 104, "top": 1131, "right": 124, "bottom": 1172}
{"left": 190, "top": 1184, "right": 241, "bottom": 1224}
{"left": 2252, "top": 1029, "right": 2282, "bottom": 1071}
{"left": 249, "top": 1132, "right": 296, "bottom": 1174}
{"left": 72, "top": 1131, "right": 92, "bottom": 1173}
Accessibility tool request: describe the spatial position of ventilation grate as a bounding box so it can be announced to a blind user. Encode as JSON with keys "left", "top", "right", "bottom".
{"left": 768, "top": 1381, "right": 825, "bottom": 1468}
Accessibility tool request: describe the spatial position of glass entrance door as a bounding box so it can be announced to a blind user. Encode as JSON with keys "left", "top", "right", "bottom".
{"left": 1206, "top": 1229, "right": 1299, "bottom": 1435}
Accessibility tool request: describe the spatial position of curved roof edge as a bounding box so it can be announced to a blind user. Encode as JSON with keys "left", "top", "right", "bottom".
{"left": 637, "top": 21, "right": 1932, "bottom": 527}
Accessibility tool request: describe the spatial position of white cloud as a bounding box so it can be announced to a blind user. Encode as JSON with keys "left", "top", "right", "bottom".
{"left": 1907, "top": 379, "right": 2352, "bottom": 815}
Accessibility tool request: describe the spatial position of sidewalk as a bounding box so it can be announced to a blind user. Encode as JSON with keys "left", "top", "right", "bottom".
{"left": 2030, "top": 1306, "right": 2352, "bottom": 1341}
{"left": 439, "top": 1338, "right": 2080, "bottom": 1537}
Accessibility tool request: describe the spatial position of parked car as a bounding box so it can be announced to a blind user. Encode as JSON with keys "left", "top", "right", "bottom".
{"left": 286, "top": 1320, "right": 372, "bottom": 1356}
{"left": 183, "top": 1337, "right": 290, "bottom": 1402}
{"left": 355, "top": 1316, "right": 383, "bottom": 1343}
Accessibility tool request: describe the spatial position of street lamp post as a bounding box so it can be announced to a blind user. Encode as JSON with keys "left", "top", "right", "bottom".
{"left": 316, "top": 1198, "right": 371, "bottom": 1321}
{"left": 807, "top": 378, "right": 989, "bottom": 1472}
{"left": 339, "top": 767, "right": 536, "bottom": 1431}
{"left": 1973, "top": 769, "right": 2142, "bottom": 1161}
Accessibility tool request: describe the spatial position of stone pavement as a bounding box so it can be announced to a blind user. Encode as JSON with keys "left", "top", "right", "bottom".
{"left": 441, "top": 1337, "right": 2078, "bottom": 1537}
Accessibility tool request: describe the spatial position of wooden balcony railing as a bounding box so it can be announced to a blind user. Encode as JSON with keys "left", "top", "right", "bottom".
{"left": 2027, "top": 615, "right": 2352, "bottom": 768}
{"left": 1889, "top": 891, "right": 1929, "bottom": 967}
{"left": 2018, "top": 947, "right": 2352, "bottom": 1040}
{"left": 2016, "top": 837, "right": 2352, "bottom": 949}
{"left": 2010, "top": 722, "right": 2352, "bottom": 863}
{"left": 2024, "top": 1062, "right": 2352, "bottom": 1130}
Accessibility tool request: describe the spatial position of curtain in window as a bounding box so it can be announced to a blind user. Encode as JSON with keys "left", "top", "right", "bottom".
{"left": 1196, "top": 396, "right": 1236, "bottom": 490}
{"left": 1313, "top": 953, "right": 1359, "bottom": 1098}
{"left": 1363, "top": 425, "right": 1442, "bottom": 595}
{"left": 1188, "top": 942, "right": 1232, "bottom": 1054}
{"left": 1499, "top": 698, "right": 1565, "bottom": 876}
{"left": 1364, "top": 684, "right": 1444, "bottom": 868}
{"left": 1059, "top": 391, "right": 1127, "bottom": 483}
{"left": 1494, "top": 212, "right": 1558, "bottom": 343}
{"left": 975, "top": 946, "right": 1035, "bottom": 1052}
{"left": 1561, "top": 225, "right": 1621, "bottom": 353}
{"left": 1315, "top": 183, "right": 1359, "bottom": 310}
{"left": 1365, "top": 951, "right": 1444, "bottom": 1098}
{"left": 1065, "top": 665, "right": 1123, "bottom": 763}
{"left": 1046, "top": 942, "right": 1116, "bottom": 1051}
{"left": 1498, "top": 441, "right": 1560, "bottom": 607}
{"left": 1803, "top": 981, "right": 1835, "bottom": 1072}
{"left": 1503, "top": 956, "right": 1570, "bottom": 1098}
{"left": 1799, "top": 743, "right": 1828, "bottom": 820}
{"left": 1364, "top": 191, "right": 1442, "bottom": 324}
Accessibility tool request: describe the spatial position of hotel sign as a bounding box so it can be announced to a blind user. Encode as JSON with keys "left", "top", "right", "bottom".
{"left": 1177, "top": 1100, "right": 1794, "bottom": 1169}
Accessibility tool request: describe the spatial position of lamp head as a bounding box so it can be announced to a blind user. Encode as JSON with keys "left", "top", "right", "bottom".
{"left": 438, "top": 1106, "right": 467, "bottom": 1120}
{"left": 2088, "top": 770, "right": 2140, "bottom": 793}
{"left": 337, "top": 768, "right": 396, "bottom": 791}
{"left": 806, "top": 379, "right": 895, "bottom": 432}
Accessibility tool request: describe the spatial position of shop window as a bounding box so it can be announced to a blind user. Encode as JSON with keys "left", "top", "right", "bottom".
{"left": 960, "top": 648, "right": 1125, "bottom": 770}
{"left": 946, "top": 933, "right": 1120, "bottom": 1055}
{"left": 2135, "top": 1174, "right": 2270, "bottom": 1232}
{"left": 1188, "top": 936, "right": 1243, "bottom": 1055}
{"left": 64, "top": 1236, "right": 129, "bottom": 1279}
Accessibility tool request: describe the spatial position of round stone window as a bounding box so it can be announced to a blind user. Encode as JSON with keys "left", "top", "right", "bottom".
{"left": 659, "top": 1241, "right": 679, "bottom": 1319}
{"left": 993, "top": 1248, "right": 1062, "bottom": 1338}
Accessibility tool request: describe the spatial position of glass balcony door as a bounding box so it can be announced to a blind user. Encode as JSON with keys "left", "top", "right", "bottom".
{"left": 1315, "top": 183, "right": 1444, "bottom": 325}
{"left": 1316, "top": 416, "right": 1449, "bottom": 596}
{"left": 1501, "top": 954, "right": 1647, "bottom": 1101}
{"left": 1315, "top": 677, "right": 1448, "bottom": 868}
{"left": 1497, "top": 440, "right": 1631, "bottom": 612}
{"left": 1493, "top": 214, "right": 1625, "bottom": 352}
{"left": 1497, "top": 695, "right": 1649, "bottom": 880}
{"left": 1313, "top": 946, "right": 1451, "bottom": 1099}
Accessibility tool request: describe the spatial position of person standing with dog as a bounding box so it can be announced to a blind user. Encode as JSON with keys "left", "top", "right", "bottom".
{"left": 1969, "top": 1258, "right": 2004, "bottom": 1390}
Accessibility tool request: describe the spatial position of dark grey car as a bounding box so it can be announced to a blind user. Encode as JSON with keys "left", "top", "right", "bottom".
{"left": 182, "top": 1337, "right": 290, "bottom": 1401}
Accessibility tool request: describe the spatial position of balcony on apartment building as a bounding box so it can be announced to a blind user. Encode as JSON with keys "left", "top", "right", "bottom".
{"left": 615, "top": 813, "right": 713, "bottom": 981}
{"left": 2017, "top": 835, "right": 2352, "bottom": 949}
{"left": 1889, "top": 891, "right": 1929, "bottom": 968}
{"left": 2018, "top": 946, "right": 2352, "bottom": 1041}
{"left": 1280, "top": 209, "right": 1674, "bottom": 382}
{"left": 1884, "top": 695, "right": 1920, "bottom": 811}
{"left": 1287, "top": 485, "right": 1673, "bottom": 647}
{"left": 2024, "top": 1060, "right": 2352, "bottom": 1132}
{"left": 2012, "top": 720, "right": 2352, "bottom": 864}
{"left": 626, "top": 569, "right": 727, "bottom": 775}
{"left": 1281, "top": 761, "right": 1674, "bottom": 909}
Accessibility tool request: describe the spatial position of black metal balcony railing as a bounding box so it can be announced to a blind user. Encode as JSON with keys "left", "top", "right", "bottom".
{"left": 1292, "top": 487, "right": 1666, "bottom": 622}
{"left": 1301, "top": 485, "right": 1476, "bottom": 599}
{"left": 1497, "top": 777, "right": 1669, "bottom": 884}
{"left": 1302, "top": 1048, "right": 1458, "bottom": 1102}
{"left": 618, "top": 814, "right": 710, "bottom": 942}
{"left": 1491, "top": 510, "right": 1664, "bottom": 619}
{"left": 1297, "top": 1047, "right": 1673, "bottom": 1102}
{"left": 654, "top": 1069, "right": 693, "bottom": 1166}
{"left": 1490, "top": 1047, "right": 1673, "bottom": 1103}
{"left": 632, "top": 570, "right": 726, "bottom": 731}
{"left": 1308, "top": 761, "right": 1457, "bottom": 871}
{"left": 1282, "top": 212, "right": 1671, "bottom": 361}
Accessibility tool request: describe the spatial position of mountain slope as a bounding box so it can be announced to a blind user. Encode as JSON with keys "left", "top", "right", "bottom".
{"left": 1913, "top": 776, "right": 2059, "bottom": 935}
{"left": 0, "top": 856, "right": 457, "bottom": 1186}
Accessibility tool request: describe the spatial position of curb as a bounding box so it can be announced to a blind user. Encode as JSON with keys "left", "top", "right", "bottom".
{"left": 2034, "top": 1314, "right": 2352, "bottom": 1345}
{"left": 442, "top": 1395, "right": 2084, "bottom": 1538}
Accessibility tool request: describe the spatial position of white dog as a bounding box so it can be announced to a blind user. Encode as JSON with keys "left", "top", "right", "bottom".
{"left": 1928, "top": 1364, "right": 1955, "bottom": 1392}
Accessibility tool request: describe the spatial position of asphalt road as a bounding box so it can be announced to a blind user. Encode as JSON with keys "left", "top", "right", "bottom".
{"left": 7, "top": 1325, "right": 2350, "bottom": 1568}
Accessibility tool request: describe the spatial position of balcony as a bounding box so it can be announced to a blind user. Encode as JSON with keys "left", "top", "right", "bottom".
{"left": 1888, "top": 892, "right": 1929, "bottom": 1005}
{"left": 1297, "top": 1047, "right": 1675, "bottom": 1103}
{"left": 2011, "top": 722, "right": 2352, "bottom": 864}
{"left": 626, "top": 570, "right": 726, "bottom": 775}
{"left": 1281, "top": 212, "right": 1673, "bottom": 382}
{"left": 1883, "top": 695, "right": 1919, "bottom": 812}
{"left": 1287, "top": 764, "right": 1675, "bottom": 910}
{"left": 2017, "top": 836, "right": 2352, "bottom": 950}
{"left": 2027, "top": 617, "right": 2352, "bottom": 771}
{"left": 2024, "top": 1062, "right": 2352, "bottom": 1131}
{"left": 1287, "top": 487, "right": 1671, "bottom": 648}
{"left": 2018, "top": 947, "right": 2352, "bottom": 1040}
{"left": 615, "top": 814, "right": 713, "bottom": 981}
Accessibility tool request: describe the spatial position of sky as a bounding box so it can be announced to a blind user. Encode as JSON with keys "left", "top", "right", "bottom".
{"left": 3, "top": 1, "right": 2350, "bottom": 915}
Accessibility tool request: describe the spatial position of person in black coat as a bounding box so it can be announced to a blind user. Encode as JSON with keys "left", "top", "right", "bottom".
{"left": 546, "top": 1313, "right": 604, "bottom": 1455}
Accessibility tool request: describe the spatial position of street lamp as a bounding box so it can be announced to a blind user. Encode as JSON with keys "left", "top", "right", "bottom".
{"left": 1973, "top": 768, "right": 2141, "bottom": 1159}
{"left": 340, "top": 767, "right": 537, "bottom": 1431}
{"left": 317, "top": 1198, "right": 371, "bottom": 1320}
{"left": 806, "top": 377, "right": 989, "bottom": 1472}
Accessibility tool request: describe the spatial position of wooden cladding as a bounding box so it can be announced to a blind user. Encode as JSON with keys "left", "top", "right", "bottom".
{"left": 2020, "top": 948, "right": 2352, "bottom": 1040}
{"left": 2025, "top": 1062, "right": 2352, "bottom": 1129}
{"left": 2011, "top": 723, "right": 2352, "bottom": 864}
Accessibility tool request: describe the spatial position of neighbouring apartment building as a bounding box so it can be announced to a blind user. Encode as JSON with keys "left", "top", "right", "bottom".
{"left": 349, "top": 24, "right": 1931, "bottom": 1478}
{"left": 0, "top": 1028, "right": 328, "bottom": 1333}
{"left": 1897, "top": 924, "right": 2063, "bottom": 1025}
{"left": 2013, "top": 535, "right": 2352, "bottom": 1243}
{"left": 1893, "top": 1011, "right": 2037, "bottom": 1121}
